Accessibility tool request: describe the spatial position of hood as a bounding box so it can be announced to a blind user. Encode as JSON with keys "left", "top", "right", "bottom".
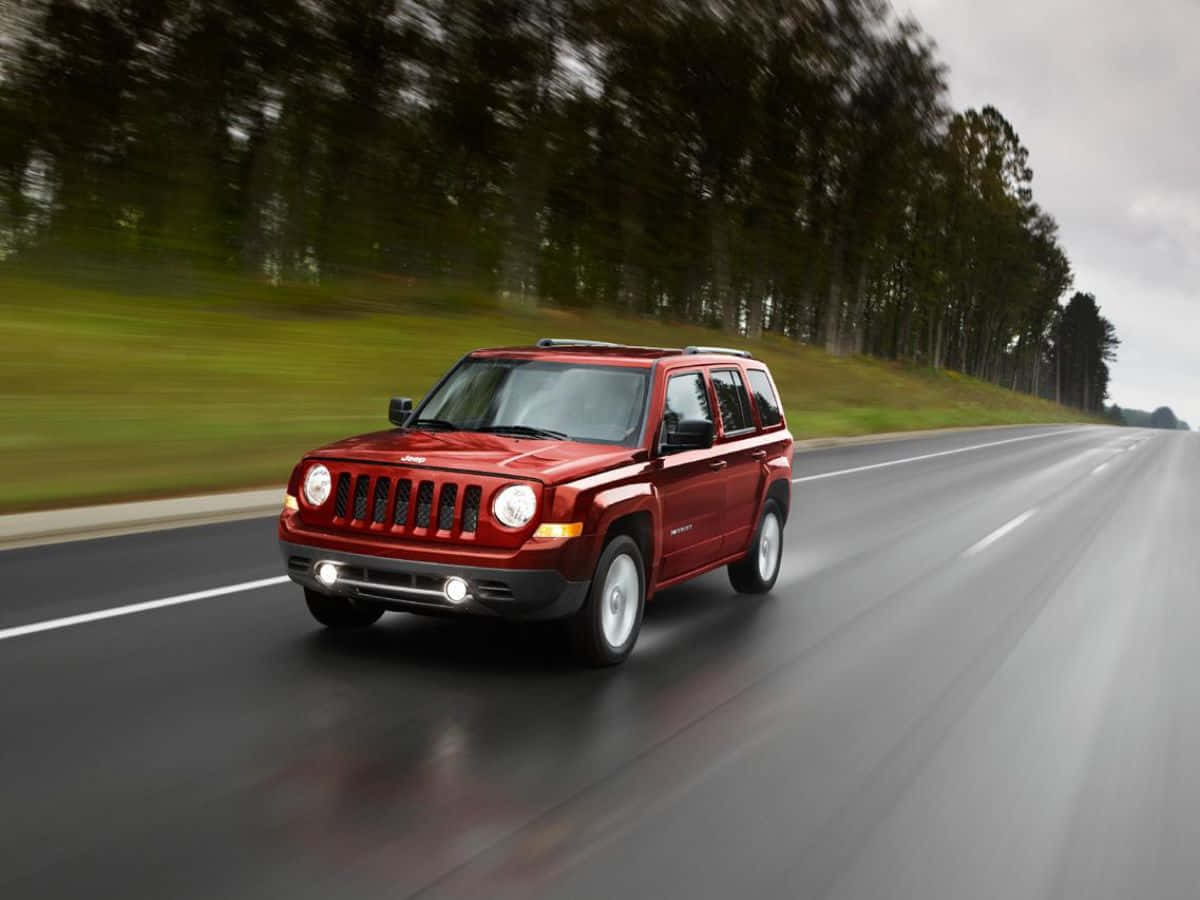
{"left": 307, "top": 428, "right": 638, "bottom": 484}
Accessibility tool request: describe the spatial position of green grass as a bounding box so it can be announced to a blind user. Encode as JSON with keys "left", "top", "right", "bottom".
{"left": 0, "top": 275, "right": 1097, "bottom": 512}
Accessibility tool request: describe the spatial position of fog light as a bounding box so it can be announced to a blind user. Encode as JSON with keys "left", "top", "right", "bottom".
{"left": 444, "top": 576, "right": 469, "bottom": 605}
{"left": 315, "top": 562, "right": 339, "bottom": 587}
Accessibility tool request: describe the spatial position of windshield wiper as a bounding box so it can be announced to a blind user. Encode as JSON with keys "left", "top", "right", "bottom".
{"left": 408, "top": 417, "right": 459, "bottom": 431}
{"left": 478, "top": 425, "right": 570, "bottom": 441}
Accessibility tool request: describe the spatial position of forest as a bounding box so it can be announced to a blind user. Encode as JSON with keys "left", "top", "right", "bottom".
{"left": 0, "top": 0, "right": 1119, "bottom": 412}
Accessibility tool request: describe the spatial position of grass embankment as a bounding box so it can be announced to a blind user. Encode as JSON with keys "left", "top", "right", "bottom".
{"left": 1, "top": 275, "right": 1096, "bottom": 512}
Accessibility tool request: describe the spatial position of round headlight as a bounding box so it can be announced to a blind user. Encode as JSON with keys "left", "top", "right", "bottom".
{"left": 303, "top": 464, "right": 332, "bottom": 507}
{"left": 493, "top": 484, "right": 537, "bottom": 528}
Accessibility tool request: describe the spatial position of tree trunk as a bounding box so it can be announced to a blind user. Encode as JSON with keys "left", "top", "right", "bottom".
{"left": 849, "top": 266, "right": 869, "bottom": 355}
{"left": 711, "top": 200, "right": 736, "bottom": 332}
{"left": 746, "top": 278, "right": 765, "bottom": 340}
{"left": 1055, "top": 347, "right": 1061, "bottom": 405}
{"left": 823, "top": 236, "right": 844, "bottom": 354}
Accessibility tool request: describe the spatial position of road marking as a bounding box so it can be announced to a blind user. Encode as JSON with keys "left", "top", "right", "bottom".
{"left": 963, "top": 509, "right": 1037, "bottom": 558}
{"left": 791, "top": 428, "right": 1081, "bottom": 484}
{"left": 1092, "top": 462, "right": 1109, "bottom": 475}
{"left": 0, "top": 576, "right": 290, "bottom": 642}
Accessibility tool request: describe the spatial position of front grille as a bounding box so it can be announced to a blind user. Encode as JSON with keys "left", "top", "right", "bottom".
{"left": 462, "top": 486, "right": 481, "bottom": 533}
{"left": 372, "top": 477, "right": 391, "bottom": 524}
{"left": 353, "top": 475, "right": 370, "bottom": 520}
{"left": 437, "top": 484, "right": 458, "bottom": 531}
{"left": 415, "top": 480, "right": 434, "bottom": 528}
{"left": 316, "top": 467, "right": 489, "bottom": 538}
{"left": 334, "top": 473, "right": 351, "bottom": 518}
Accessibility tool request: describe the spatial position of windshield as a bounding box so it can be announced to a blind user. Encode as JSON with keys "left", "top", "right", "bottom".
{"left": 414, "top": 358, "right": 650, "bottom": 446}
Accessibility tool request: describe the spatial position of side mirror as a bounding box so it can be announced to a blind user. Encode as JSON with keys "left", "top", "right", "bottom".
{"left": 389, "top": 396, "right": 414, "bottom": 427}
{"left": 659, "top": 418, "right": 714, "bottom": 454}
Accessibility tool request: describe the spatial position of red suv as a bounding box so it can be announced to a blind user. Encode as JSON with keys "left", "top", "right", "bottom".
{"left": 279, "top": 339, "right": 793, "bottom": 665}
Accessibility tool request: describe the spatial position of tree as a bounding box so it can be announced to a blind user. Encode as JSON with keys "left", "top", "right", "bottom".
{"left": 1150, "top": 406, "right": 1179, "bottom": 430}
{"left": 1051, "top": 292, "right": 1119, "bottom": 413}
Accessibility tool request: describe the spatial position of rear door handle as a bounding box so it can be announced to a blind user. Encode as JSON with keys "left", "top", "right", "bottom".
{"left": 750, "top": 450, "right": 767, "bottom": 460}
{"left": 709, "top": 460, "right": 728, "bottom": 471}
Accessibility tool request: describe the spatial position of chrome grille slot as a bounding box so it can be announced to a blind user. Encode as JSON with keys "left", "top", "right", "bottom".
{"left": 353, "top": 475, "right": 370, "bottom": 520}
{"left": 462, "top": 486, "right": 481, "bottom": 533}
{"left": 437, "top": 484, "right": 458, "bottom": 531}
{"left": 393, "top": 479, "right": 411, "bottom": 526}
{"left": 334, "top": 473, "right": 351, "bottom": 518}
{"left": 372, "top": 477, "right": 391, "bottom": 524}
{"left": 415, "top": 480, "right": 434, "bottom": 528}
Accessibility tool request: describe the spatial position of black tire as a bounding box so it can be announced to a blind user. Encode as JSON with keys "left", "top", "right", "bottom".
{"left": 727, "top": 499, "right": 784, "bottom": 594}
{"left": 569, "top": 534, "right": 646, "bottom": 667}
{"left": 304, "top": 588, "right": 384, "bottom": 629}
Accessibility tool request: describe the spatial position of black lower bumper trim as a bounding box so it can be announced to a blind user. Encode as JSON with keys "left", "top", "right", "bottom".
{"left": 280, "top": 541, "right": 589, "bottom": 621}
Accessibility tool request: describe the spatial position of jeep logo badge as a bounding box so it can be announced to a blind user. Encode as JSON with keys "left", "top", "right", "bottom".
{"left": 401, "top": 455, "right": 427, "bottom": 464}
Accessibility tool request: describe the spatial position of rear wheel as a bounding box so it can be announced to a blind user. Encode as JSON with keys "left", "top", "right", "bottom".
{"left": 570, "top": 535, "right": 645, "bottom": 667}
{"left": 304, "top": 588, "right": 383, "bottom": 629}
{"left": 728, "top": 499, "right": 783, "bottom": 594}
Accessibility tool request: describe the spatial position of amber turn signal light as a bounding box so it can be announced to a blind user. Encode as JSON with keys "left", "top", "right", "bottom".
{"left": 283, "top": 493, "right": 299, "bottom": 511}
{"left": 533, "top": 522, "right": 583, "bottom": 539}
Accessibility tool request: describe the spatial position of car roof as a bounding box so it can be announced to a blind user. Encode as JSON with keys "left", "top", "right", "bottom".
{"left": 472, "top": 345, "right": 677, "bottom": 365}
{"left": 470, "top": 340, "right": 764, "bottom": 368}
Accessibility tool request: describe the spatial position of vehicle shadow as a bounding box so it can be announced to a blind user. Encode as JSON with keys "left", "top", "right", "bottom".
{"left": 303, "top": 614, "right": 577, "bottom": 673}
{"left": 268, "top": 575, "right": 778, "bottom": 876}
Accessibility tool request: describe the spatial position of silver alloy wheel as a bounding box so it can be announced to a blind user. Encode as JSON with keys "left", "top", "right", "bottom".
{"left": 600, "top": 553, "right": 639, "bottom": 648}
{"left": 758, "top": 511, "right": 782, "bottom": 582}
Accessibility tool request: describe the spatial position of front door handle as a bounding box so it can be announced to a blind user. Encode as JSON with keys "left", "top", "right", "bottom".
{"left": 750, "top": 450, "right": 767, "bottom": 460}
{"left": 709, "top": 460, "right": 728, "bottom": 471}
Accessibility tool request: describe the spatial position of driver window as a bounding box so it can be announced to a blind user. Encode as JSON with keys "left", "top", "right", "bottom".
{"left": 664, "top": 372, "right": 713, "bottom": 436}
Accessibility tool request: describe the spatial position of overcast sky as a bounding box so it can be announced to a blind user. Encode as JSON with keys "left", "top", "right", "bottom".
{"left": 902, "top": 0, "right": 1200, "bottom": 423}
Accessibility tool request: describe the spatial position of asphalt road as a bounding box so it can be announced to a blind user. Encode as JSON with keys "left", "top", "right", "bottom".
{"left": 3, "top": 424, "right": 1197, "bottom": 899}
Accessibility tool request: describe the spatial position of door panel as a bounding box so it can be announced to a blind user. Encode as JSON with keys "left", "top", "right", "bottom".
{"left": 718, "top": 437, "right": 766, "bottom": 556}
{"left": 656, "top": 370, "right": 724, "bottom": 581}
{"left": 710, "top": 368, "right": 766, "bottom": 556}
{"left": 658, "top": 452, "right": 725, "bottom": 581}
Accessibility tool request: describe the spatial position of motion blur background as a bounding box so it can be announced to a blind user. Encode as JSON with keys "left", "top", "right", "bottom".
{"left": 0, "top": 0, "right": 1170, "bottom": 512}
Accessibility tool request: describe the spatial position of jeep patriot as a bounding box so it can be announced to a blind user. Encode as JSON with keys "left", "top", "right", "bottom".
{"left": 279, "top": 338, "right": 793, "bottom": 665}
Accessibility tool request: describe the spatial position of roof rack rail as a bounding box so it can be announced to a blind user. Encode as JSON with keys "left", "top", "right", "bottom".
{"left": 683, "top": 345, "right": 753, "bottom": 359}
{"left": 535, "top": 338, "right": 623, "bottom": 348}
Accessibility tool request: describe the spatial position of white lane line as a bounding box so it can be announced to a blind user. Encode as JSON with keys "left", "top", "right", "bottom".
{"left": 791, "top": 428, "right": 1081, "bottom": 484}
{"left": 1092, "top": 462, "right": 1109, "bottom": 475}
{"left": 0, "top": 576, "right": 290, "bottom": 642}
{"left": 962, "top": 509, "right": 1037, "bottom": 558}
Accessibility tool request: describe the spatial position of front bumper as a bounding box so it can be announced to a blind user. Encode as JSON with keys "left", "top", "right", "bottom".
{"left": 280, "top": 540, "right": 589, "bottom": 621}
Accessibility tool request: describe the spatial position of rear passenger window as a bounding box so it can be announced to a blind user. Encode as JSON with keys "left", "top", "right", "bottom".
{"left": 664, "top": 372, "right": 713, "bottom": 432}
{"left": 711, "top": 370, "right": 754, "bottom": 433}
{"left": 747, "top": 369, "right": 782, "bottom": 427}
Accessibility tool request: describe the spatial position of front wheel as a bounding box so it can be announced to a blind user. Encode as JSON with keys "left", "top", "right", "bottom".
{"left": 569, "top": 535, "right": 645, "bottom": 667}
{"left": 304, "top": 588, "right": 384, "bottom": 629}
{"left": 728, "top": 499, "right": 784, "bottom": 594}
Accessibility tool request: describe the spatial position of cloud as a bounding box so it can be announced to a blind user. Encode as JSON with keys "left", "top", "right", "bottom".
{"left": 901, "top": 0, "right": 1200, "bottom": 422}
